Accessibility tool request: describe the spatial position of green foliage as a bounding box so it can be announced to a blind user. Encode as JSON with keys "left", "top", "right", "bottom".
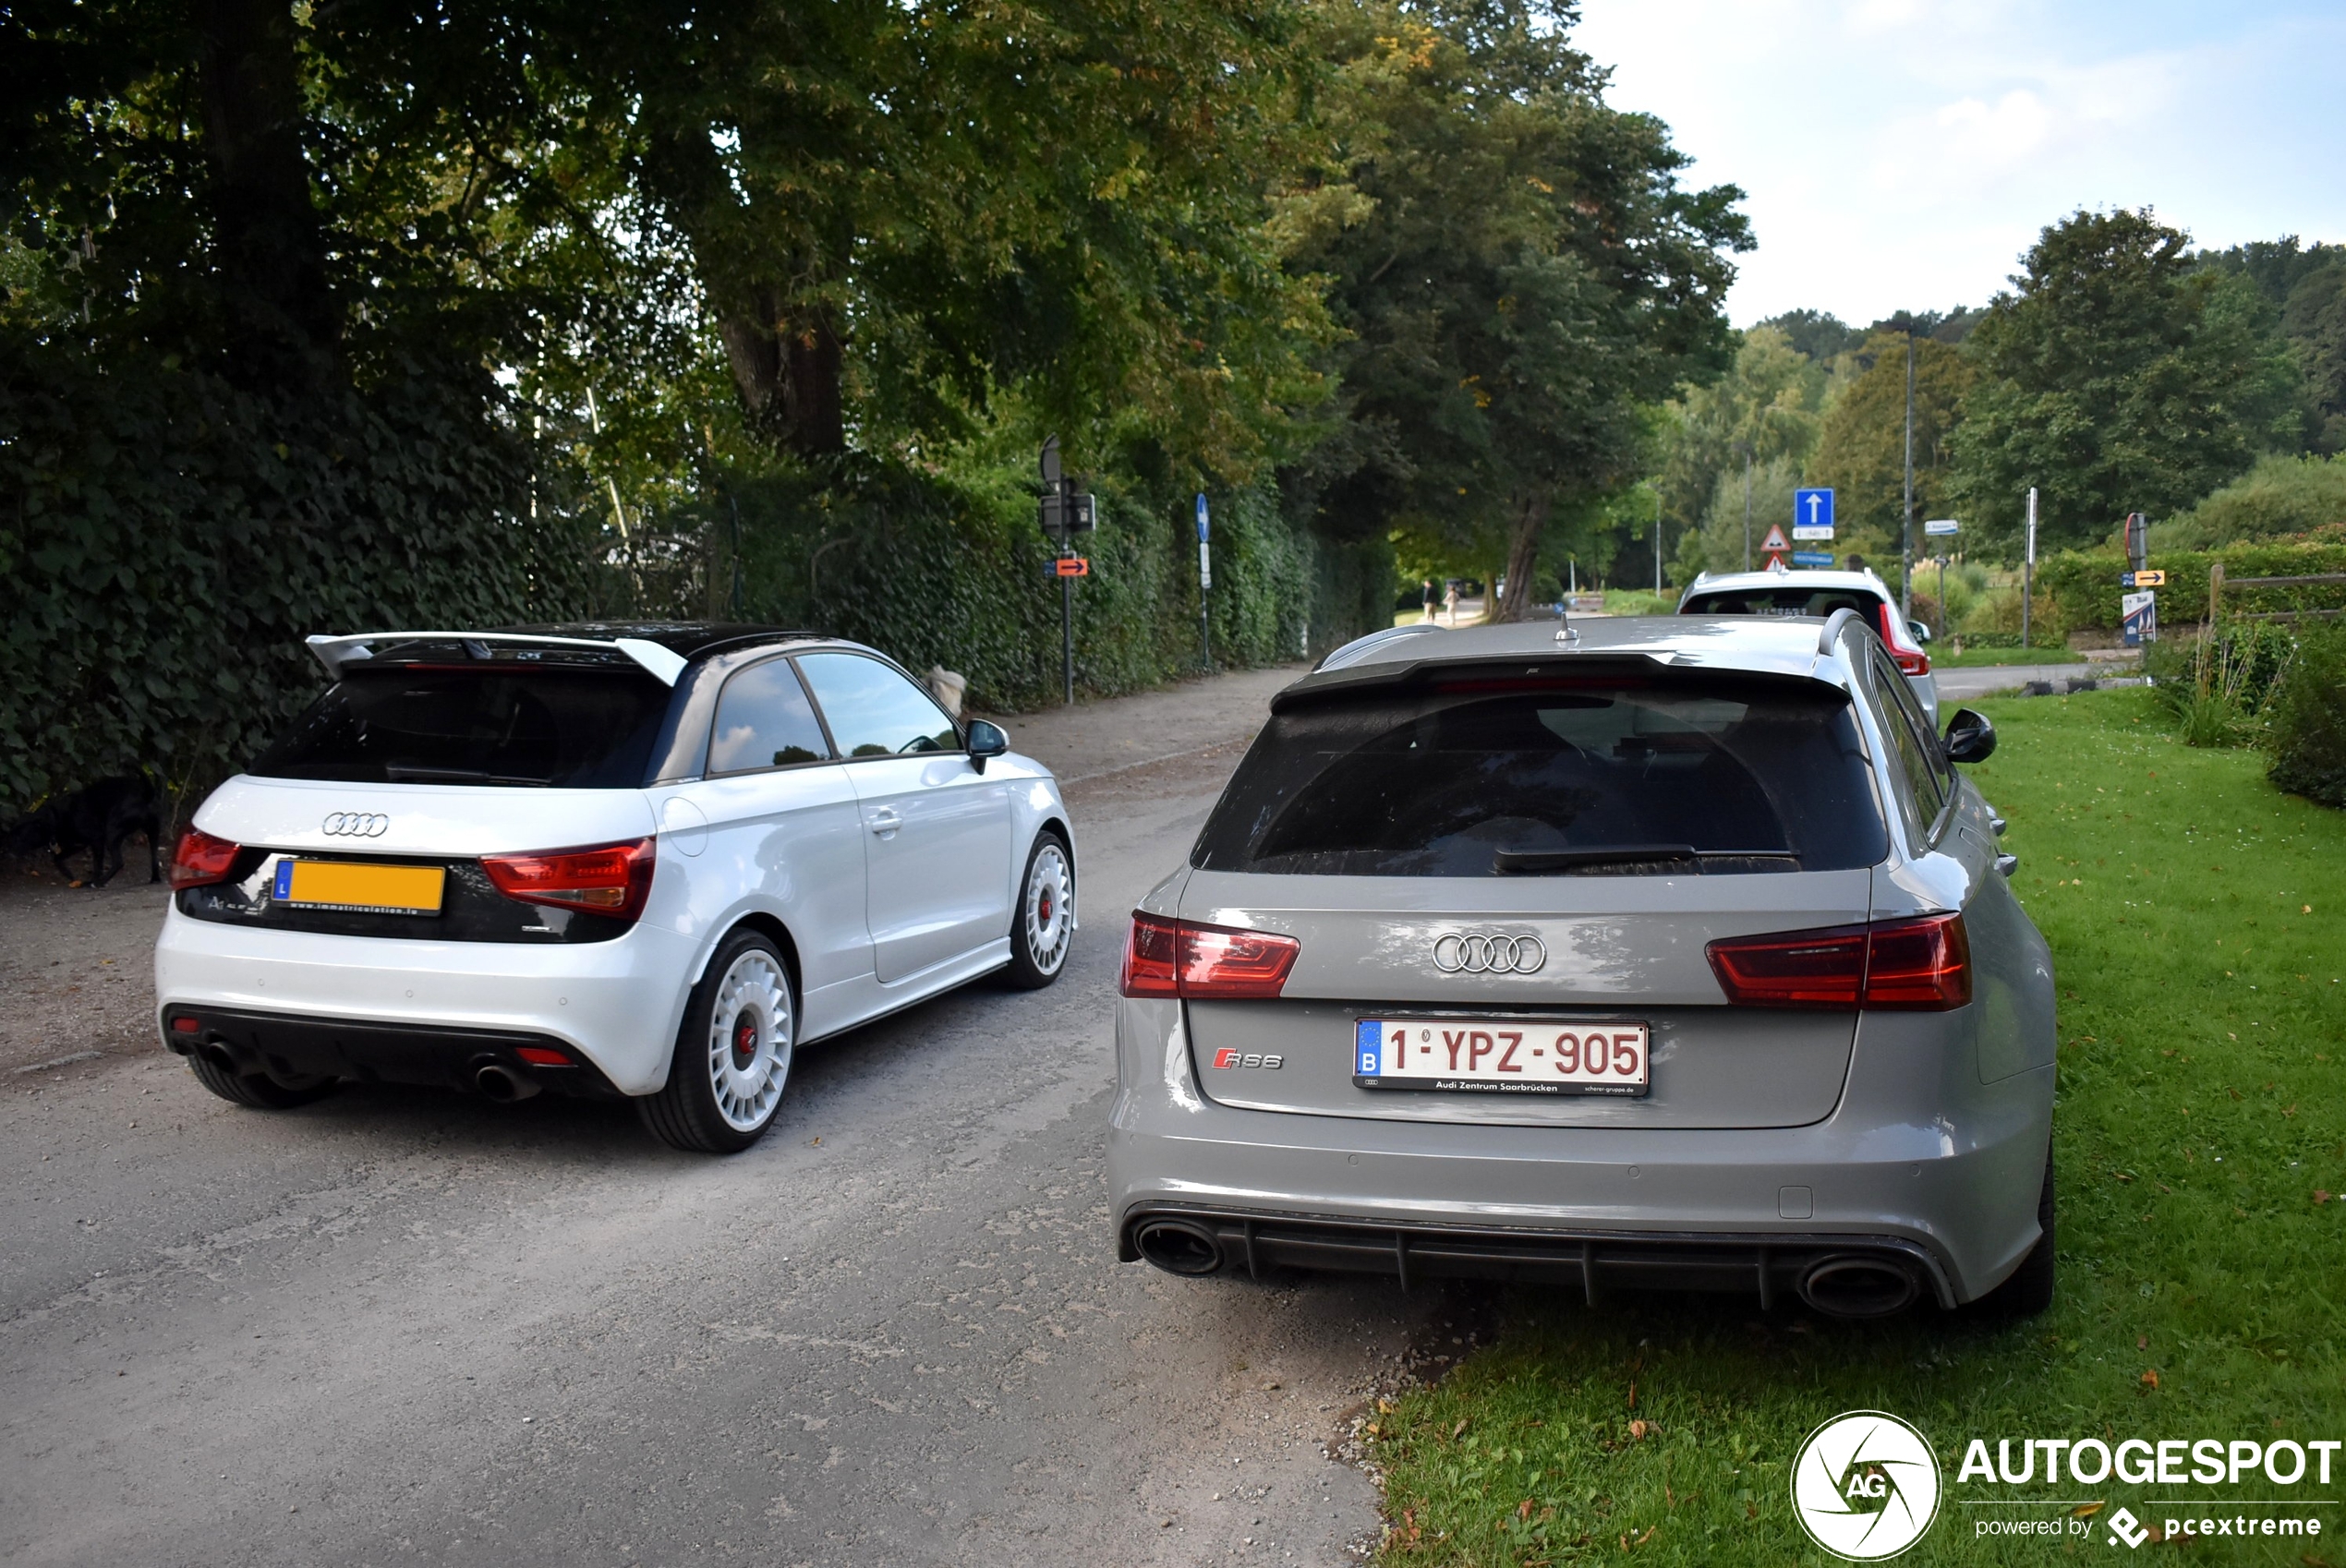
{"left": 1807, "top": 331, "right": 1976, "bottom": 562}
{"left": 2198, "top": 236, "right": 2346, "bottom": 453}
{"left": 1951, "top": 210, "right": 2302, "bottom": 560}
{"left": 2152, "top": 623, "right": 2295, "bottom": 747}
{"left": 0, "top": 332, "right": 599, "bottom": 810}
{"left": 2035, "top": 539, "right": 2346, "bottom": 630}
{"left": 1672, "top": 453, "right": 1798, "bottom": 580}
{"left": 1284, "top": 0, "right": 1747, "bottom": 612}
{"left": 1751, "top": 308, "right": 1862, "bottom": 363}
{"left": 2267, "top": 621, "right": 2346, "bottom": 808}
{"left": 1653, "top": 327, "right": 1824, "bottom": 561}
{"left": 2160, "top": 452, "right": 2346, "bottom": 549}
{"left": 1371, "top": 687, "right": 2346, "bottom": 1567}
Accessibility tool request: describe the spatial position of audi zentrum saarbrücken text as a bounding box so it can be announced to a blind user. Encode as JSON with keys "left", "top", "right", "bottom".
{"left": 1107, "top": 613, "right": 2056, "bottom": 1317}
{"left": 154, "top": 624, "right": 1077, "bottom": 1152}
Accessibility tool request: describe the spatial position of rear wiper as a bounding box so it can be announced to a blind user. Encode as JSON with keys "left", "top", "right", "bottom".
{"left": 1493, "top": 845, "right": 1800, "bottom": 874}
{"left": 383, "top": 765, "right": 552, "bottom": 786}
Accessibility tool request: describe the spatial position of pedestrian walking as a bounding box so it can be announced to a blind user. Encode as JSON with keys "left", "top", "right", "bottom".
{"left": 1421, "top": 578, "right": 1438, "bottom": 624}
{"left": 1443, "top": 581, "right": 1459, "bottom": 627}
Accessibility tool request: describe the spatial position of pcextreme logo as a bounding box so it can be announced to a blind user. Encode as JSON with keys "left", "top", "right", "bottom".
{"left": 1791, "top": 1411, "right": 1943, "bottom": 1561}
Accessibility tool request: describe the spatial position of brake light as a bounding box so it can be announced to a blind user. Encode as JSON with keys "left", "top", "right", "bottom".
{"left": 169, "top": 828, "right": 242, "bottom": 889}
{"left": 1119, "top": 912, "right": 1300, "bottom": 1000}
{"left": 481, "top": 838, "right": 656, "bottom": 921}
{"left": 1877, "top": 604, "right": 1930, "bottom": 675}
{"left": 1706, "top": 913, "right": 1970, "bottom": 1011}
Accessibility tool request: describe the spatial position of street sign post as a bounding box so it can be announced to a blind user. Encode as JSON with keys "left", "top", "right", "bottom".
{"left": 1194, "top": 493, "right": 1213, "bottom": 671}
{"left": 1793, "top": 488, "right": 1834, "bottom": 540}
{"left": 2023, "top": 487, "right": 2038, "bottom": 650}
{"left": 1760, "top": 523, "right": 1791, "bottom": 568}
{"left": 2121, "top": 570, "right": 2166, "bottom": 588}
{"left": 2122, "top": 589, "right": 2158, "bottom": 646}
{"left": 1792, "top": 549, "right": 1834, "bottom": 567}
{"left": 1923, "top": 518, "right": 1960, "bottom": 537}
{"left": 1037, "top": 436, "right": 1096, "bottom": 706}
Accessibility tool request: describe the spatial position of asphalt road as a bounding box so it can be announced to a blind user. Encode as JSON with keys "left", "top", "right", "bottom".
{"left": 0, "top": 673, "right": 1453, "bottom": 1568}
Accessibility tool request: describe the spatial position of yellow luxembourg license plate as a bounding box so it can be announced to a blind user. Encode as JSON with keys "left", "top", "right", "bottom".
{"left": 1354, "top": 1018, "right": 1650, "bottom": 1096}
{"left": 272, "top": 858, "right": 445, "bottom": 916}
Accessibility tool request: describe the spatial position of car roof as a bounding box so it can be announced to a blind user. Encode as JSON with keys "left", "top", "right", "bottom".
{"left": 495, "top": 622, "right": 823, "bottom": 660}
{"left": 1282, "top": 613, "right": 1859, "bottom": 708}
{"left": 1680, "top": 570, "right": 1890, "bottom": 597}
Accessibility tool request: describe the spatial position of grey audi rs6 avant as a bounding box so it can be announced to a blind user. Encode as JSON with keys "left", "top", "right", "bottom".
{"left": 1108, "top": 614, "right": 2056, "bottom": 1318}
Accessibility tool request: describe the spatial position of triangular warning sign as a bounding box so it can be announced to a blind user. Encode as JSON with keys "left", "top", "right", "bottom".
{"left": 1760, "top": 524, "right": 1791, "bottom": 554}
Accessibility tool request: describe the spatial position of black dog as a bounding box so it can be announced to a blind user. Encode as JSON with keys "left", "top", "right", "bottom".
{"left": 9, "top": 774, "right": 165, "bottom": 887}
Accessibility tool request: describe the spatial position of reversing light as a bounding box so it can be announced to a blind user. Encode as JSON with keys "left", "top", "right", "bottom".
{"left": 169, "top": 828, "right": 242, "bottom": 889}
{"left": 1119, "top": 912, "right": 1300, "bottom": 1000}
{"left": 1706, "top": 913, "right": 1970, "bottom": 1011}
{"left": 481, "top": 838, "right": 656, "bottom": 922}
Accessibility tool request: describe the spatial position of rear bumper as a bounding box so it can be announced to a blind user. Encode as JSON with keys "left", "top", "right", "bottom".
{"left": 152, "top": 902, "right": 696, "bottom": 1093}
{"left": 1107, "top": 997, "right": 2053, "bottom": 1305}
{"left": 163, "top": 1005, "right": 623, "bottom": 1098}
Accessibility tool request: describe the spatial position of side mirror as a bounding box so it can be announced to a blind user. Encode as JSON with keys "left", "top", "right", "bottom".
{"left": 1943, "top": 707, "right": 1996, "bottom": 765}
{"left": 965, "top": 718, "right": 1009, "bottom": 774}
{"left": 1908, "top": 620, "right": 1934, "bottom": 644}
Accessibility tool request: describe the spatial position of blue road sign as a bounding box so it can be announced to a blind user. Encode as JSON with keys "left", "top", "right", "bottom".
{"left": 1792, "top": 549, "right": 1835, "bottom": 567}
{"left": 1794, "top": 488, "right": 1834, "bottom": 534}
{"left": 1195, "top": 493, "right": 1210, "bottom": 542}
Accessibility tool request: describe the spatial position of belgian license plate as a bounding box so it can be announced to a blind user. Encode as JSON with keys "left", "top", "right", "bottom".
{"left": 1353, "top": 1018, "right": 1650, "bottom": 1096}
{"left": 272, "top": 858, "right": 445, "bottom": 916}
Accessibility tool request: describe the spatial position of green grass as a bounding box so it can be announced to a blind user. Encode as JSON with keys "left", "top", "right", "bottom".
{"left": 1370, "top": 687, "right": 2346, "bottom": 1565}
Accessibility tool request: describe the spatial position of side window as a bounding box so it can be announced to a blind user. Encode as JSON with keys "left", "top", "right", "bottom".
{"left": 1868, "top": 647, "right": 1947, "bottom": 836}
{"left": 795, "top": 653, "right": 960, "bottom": 758}
{"left": 707, "top": 658, "right": 831, "bottom": 775}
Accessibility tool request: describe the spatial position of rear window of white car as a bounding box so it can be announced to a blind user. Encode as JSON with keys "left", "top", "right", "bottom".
{"left": 249, "top": 670, "right": 671, "bottom": 788}
{"left": 1680, "top": 586, "right": 1884, "bottom": 618}
{"left": 1192, "top": 674, "right": 1886, "bottom": 876}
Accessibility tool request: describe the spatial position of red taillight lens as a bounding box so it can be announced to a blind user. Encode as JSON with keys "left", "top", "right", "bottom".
{"left": 1860, "top": 912, "right": 1972, "bottom": 1009}
{"left": 514, "top": 1045, "right": 573, "bottom": 1067}
{"left": 1707, "top": 913, "right": 1970, "bottom": 1011}
{"left": 480, "top": 838, "right": 656, "bottom": 922}
{"left": 1877, "top": 604, "right": 1930, "bottom": 675}
{"left": 169, "top": 827, "right": 242, "bottom": 889}
{"left": 1119, "top": 912, "right": 1300, "bottom": 1000}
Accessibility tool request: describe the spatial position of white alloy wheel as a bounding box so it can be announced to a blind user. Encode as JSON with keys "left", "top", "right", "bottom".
{"left": 1021, "top": 839, "right": 1072, "bottom": 980}
{"left": 706, "top": 948, "right": 792, "bottom": 1132}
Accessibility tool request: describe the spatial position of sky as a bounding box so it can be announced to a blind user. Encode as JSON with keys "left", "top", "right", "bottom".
{"left": 1571, "top": 0, "right": 2346, "bottom": 327}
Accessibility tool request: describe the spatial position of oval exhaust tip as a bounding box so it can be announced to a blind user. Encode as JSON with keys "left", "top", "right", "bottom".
{"left": 1133, "top": 1219, "right": 1223, "bottom": 1276}
{"left": 1798, "top": 1256, "right": 1920, "bottom": 1319}
{"left": 474, "top": 1064, "right": 540, "bottom": 1104}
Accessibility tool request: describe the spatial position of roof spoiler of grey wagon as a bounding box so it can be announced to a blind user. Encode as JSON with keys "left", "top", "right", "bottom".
{"left": 1818, "top": 607, "right": 1865, "bottom": 655}
{"left": 304, "top": 632, "right": 691, "bottom": 686}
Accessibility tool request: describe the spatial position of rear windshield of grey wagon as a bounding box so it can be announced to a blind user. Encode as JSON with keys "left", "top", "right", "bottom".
{"left": 1191, "top": 674, "right": 1887, "bottom": 875}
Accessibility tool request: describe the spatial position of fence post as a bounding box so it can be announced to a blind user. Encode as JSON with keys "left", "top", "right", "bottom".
{"left": 2207, "top": 560, "right": 2223, "bottom": 632}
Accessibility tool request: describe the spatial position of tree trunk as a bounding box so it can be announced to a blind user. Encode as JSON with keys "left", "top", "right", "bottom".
{"left": 715, "top": 291, "right": 847, "bottom": 459}
{"left": 193, "top": 0, "right": 335, "bottom": 377}
{"left": 1493, "top": 491, "right": 1550, "bottom": 621}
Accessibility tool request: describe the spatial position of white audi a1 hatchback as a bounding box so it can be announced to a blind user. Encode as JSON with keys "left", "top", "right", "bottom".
{"left": 154, "top": 624, "right": 1077, "bottom": 1152}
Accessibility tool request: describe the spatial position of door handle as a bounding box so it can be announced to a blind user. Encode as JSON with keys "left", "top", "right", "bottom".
{"left": 868, "top": 808, "right": 901, "bottom": 837}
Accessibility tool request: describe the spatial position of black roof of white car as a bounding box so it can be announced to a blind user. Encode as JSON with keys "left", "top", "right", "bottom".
{"left": 496, "top": 622, "right": 823, "bottom": 660}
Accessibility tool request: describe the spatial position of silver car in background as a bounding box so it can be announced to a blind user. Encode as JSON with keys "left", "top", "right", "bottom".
{"left": 1677, "top": 568, "right": 1940, "bottom": 726}
{"left": 1107, "top": 614, "right": 2054, "bottom": 1318}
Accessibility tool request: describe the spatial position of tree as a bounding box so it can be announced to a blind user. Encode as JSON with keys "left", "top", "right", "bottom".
{"left": 1757, "top": 308, "right": 1862, "bottom": 364}
{"left": 1283, "top": 0, "right": 1747, "bottom": 618}
{"left": 1950, "top": 209, "right": 2300, "bottom": 557}
{"left": 1651, "top": 324, "right": 1825, "bottom": 562}
{"left": 1807, "top": 330, "right": 1975, "bottom": 566}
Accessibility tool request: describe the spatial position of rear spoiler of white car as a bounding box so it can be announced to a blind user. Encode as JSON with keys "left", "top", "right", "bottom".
{"left": 304, "top": 632, "right": 690, "bottom": 686}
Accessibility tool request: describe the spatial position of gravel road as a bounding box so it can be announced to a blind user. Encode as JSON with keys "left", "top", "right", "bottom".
{"left": 0, "top": 666, "right": 1458, "bottom": 1568}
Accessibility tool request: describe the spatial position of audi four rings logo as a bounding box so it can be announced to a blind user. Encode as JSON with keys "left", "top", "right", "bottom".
{"left": 320, "top": 812, "right": 390, "bottom": 838}
{"left": 1433, "top": 933, "right": 1547, "bottom": 974}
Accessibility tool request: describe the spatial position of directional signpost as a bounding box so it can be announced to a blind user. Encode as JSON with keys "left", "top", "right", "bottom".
{"left": 1792, "top": 488, "right": 1835, "bottom": 540}
{"left": 1792, "top": 550, "right": 1834, "bottom": 567}
{"left": 1038, "top": 437, "right": 1097, "bottom": 705}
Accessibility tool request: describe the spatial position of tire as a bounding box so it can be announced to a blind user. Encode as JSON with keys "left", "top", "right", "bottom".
{"left": 1971, "top": 1145, "right": 2055, "bottom": 1317}
{"left": 185, "top": 1048, "right": 340, "bottom": 1109}
{"left": 639, "top": 930, "right": 795, "bottom": 1153}
{"left": 1002, "top": 830, "right": 1073, "bottom": 990}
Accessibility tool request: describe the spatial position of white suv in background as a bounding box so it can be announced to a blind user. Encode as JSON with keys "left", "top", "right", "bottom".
{"left": 155, "top": 624, "right": 1077, "bottom": 1152}
{"left": 1677, "top": 569, "right": 1939, "bottom": 725}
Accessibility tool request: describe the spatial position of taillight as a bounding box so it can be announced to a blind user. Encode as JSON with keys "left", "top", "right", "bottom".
{"left": 480, "top": 838, "right": 656, "bottom": 922}
{"left": 1119, "top": 912, "right": 1300, "bottom": 1000}
{"left": 1706, "top": 913, "right": 1970, "bottom": 1011}
{"left": 169, "top": 827, "right": 242, "bottom": 889}
{"left": 1878, "top": 604, "right": 1930, "bottom": 676}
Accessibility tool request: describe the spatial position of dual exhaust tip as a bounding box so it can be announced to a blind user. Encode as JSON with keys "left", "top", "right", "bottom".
{"left": 1131, "top": 1219, "right": 1923, "bottom": 1318}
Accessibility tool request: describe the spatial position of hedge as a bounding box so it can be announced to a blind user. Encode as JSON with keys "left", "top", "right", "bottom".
{"left": 2036, "top": 539, "right": 2346, "bottom": 631}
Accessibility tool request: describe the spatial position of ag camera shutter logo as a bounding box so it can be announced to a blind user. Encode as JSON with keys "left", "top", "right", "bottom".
{"left": 1791, "top": 1411, "right": 1941, "bottom": 1560}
